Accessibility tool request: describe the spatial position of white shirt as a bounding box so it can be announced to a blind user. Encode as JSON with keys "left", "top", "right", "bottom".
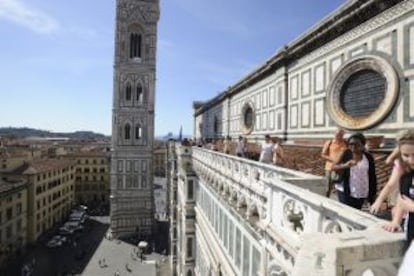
{"left": 349, "top": 154, "right": 369, "bottom": 198}
{"left": 259, "top": 142, "right": 273, "bottom": 163}
{"left": 235, "top": 140, "right": 245, "bottom": 155}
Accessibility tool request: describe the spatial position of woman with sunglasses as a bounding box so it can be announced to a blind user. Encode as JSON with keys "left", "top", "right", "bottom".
{"left": 331, "top": 133, "right": 377, "bottom": 209}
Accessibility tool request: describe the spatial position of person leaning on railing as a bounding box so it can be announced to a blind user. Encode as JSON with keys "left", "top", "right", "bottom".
{"left": 382, "top": 129, "right": 414, "bottom": 252}
{"left": 370, "top": 146, "right": 403, "bottom": 216}
{"left": 331, "top": 133, "right": 377, "bottom": 210}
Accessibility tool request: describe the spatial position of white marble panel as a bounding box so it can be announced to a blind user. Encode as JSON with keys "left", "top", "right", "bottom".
{"left": 331, "top": 57, "right": 342, "bottom": 76}
{"left": 278, "top": 85, "right": 284, "bottom": 105}
{"left": 302, "top": 72, "right": 310, "bottom": 96}
{"left": 277, "top": 112, "right": 283, "bottom": 130}
{"left": 263, "top": 89, "right": 268, "bottom": 108}
{"left": 376, "top": 35, "right": 392, "bottom": 55}
{"left": 410, "top": 79, "right": 414, "bottom": 117}
{"left": 350, "top": 47, "right": 364, "bottom": 57}
{"left": 315, "top": 65, "right": 325, "bottom": 92}
{"left": 269, "top": 86, "right": 275, "bottom": 106}
{"left": 290, "top": 106, "right": 298, "bottom": 127}
{"left": 263, "top": 112, "right": 268, "bottom": 130}
{"left": 256, "top": 113, "right": 261, "bottom": 130}
{"left": 256, "top": 93, "right": 261, "bottom": 109}
{"left": 301, "top": 102, "right": 310, "bottom": 127}
{"left": 290, "top": 76, "right": 298, "bottom": 100}
{"left": 315, "top": 100, "right": 324, "bottom": 125}
{"left": 410, "top": 26, "right": 414, "bottom": 65}
{"left": 269, "top": 111, "right": 275, "bottom": 129}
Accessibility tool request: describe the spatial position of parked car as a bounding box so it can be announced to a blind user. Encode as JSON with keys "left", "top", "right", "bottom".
{"left": 54, "top": 235, "right": 67, "bottom": 244}
{"left": 46, "top": 236, "right": 63, "bottom": 248}
{"left": 58, "top": 227, "right": 74, "bottom": 235}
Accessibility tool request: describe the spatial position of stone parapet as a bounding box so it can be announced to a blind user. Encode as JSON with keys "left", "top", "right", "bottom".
{"left": 190, "top": 146, "right": 404, "bottom": 275}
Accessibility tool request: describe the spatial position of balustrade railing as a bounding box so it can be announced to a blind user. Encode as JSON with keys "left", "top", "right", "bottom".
{"left": 189, "top": 146, "right": 404, "bottom": 276}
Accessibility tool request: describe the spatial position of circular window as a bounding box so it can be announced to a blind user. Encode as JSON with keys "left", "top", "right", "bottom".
{"left": 340, "top": 69, "right": 386, "bottom": 117}
{"left": 326, "top": 56, "right": 399, "bottom": 130}
{"left": 241, "top": 102, "right": 255, "bottom": 134}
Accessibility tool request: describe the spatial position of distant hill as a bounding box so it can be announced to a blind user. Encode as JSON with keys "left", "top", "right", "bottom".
{"left": 0, "top": 127, "right": 108, "bottom": 140}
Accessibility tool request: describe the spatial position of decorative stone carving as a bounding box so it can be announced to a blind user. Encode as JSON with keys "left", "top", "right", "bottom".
{"left": 282, "top": 199, "right": 304, "bottom": 233}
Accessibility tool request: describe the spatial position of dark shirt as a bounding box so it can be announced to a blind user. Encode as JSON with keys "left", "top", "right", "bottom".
{"left": 400, "top": 170, "right": 414, "bottom": 246}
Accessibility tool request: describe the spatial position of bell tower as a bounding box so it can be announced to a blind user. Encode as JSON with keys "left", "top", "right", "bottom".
{"left": 110, "top": 0, "right": 160, "bottom": 238}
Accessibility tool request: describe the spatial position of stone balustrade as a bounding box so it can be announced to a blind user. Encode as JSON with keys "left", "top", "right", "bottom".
{"left": 189, "top": 146, "right": 405, "bottom": 276}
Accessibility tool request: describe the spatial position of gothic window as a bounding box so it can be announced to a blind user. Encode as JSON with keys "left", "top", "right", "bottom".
{"left": 126, "top": 83, "right": 132, "bottom": 101}
{"left": 129, "top": 33, "right": 142, "bottom": 59}
{"left": 135, "top": 125, "right": 142, "bottom": 139}
{"left": 187, "top": 179, "right": 194, "bottom": 200}
{"left": 125, "top": 124, "right": 131, "bottom": 140}
{"left": 187, "top": 237, "right": 193, "bottom": 258}
{"left": 142, "top": 176, "right": 147, "bottom": 188}
{"left": 136, "top": 84, "right": 143, "bottom": 103}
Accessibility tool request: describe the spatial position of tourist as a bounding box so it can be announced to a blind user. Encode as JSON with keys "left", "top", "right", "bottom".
{"left": 386, "top": 146, "right": 400, "bottom": 166}
{"left": 223, "top": 136, "right": 232, "bottom": 154}
{"left": 331, "top": 133, "right": 377, "bottom": 210}
{"left": 272, "top": 136, "right": 284, "bottom": 166}
{"left": 235, "top": 136, "right": 246, "bottom": 157}
{"left": 383, "top": 129, "right": 414, "bottom": 251}
{"left": 259, "top": 135, "right": 273, "bottom": 164}
{"left": 370, "top": 144, "right": 404, "bottom": 215}
{"left": 321, "top": 127, "right": 348, "bottom": 197}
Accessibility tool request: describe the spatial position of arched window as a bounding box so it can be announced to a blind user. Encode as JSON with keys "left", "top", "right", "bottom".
{"left": 186, "top": 271, "right": 192, "bottom": 276}
{"left": 136, "top": 84, "right": 143, "bottom": 103}
{"left": 126, "top": 84, "right": 132, "bottom": 101}
{"left": 129, "top": 33, "right": 142, "bottom": 58}
{"left": 125, "top": 124, "right": 131, "bottom": 140}
{"left": 135, "top": 125, "right": 142, "bottom": 139}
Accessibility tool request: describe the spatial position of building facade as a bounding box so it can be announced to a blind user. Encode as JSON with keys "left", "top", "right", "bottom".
{"left": 110, "top": 0, "right": 160, "bottom": 238}
{"left": 194, "top": 0, "right": 414, "bottom": 143}
{"left": 0, "top": 179, "right": 27, "bottom": 267}
{"left": 65, "top": 152, "right": 110, "bottom": 205}
{"left": 153, "top": 144, "right": 168, "bottom": 177}
{"left": 9, "top": 159, "right": 76, "bottom": 243}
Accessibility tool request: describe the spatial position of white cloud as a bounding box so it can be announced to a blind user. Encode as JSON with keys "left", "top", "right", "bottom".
{"left": 0, "top": 0, "right": 58, "bottom": 34}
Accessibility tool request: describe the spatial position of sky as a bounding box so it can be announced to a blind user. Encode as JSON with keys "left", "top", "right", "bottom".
{"left": 0, "top": 0, "right": 346, "bottom": 137}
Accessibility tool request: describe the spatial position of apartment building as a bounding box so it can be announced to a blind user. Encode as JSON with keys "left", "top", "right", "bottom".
{"left": 153, "top": 146, "right": 167, "bottom": 177}
{"left": 0, "top": 152, "right": 29, "bottom": 173}
{"left": 0, "top": 178, "right": 27, "bottom": 266}
{"left": 9, "top": 159, "right": 76, "bottom": 243}
{"left": 64, "top": 151, "right": 110, "bottom": 205}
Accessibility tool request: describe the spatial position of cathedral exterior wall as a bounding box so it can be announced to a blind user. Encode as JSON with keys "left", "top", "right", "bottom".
{"left": 194, "top": 1, "right": 414, "bottom": 142}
